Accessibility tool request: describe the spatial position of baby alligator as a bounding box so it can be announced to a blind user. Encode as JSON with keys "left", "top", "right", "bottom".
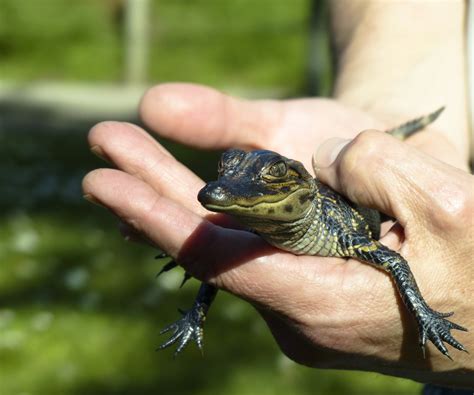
{"left": 157, "top": 107, "right": 468, "bottom": 358}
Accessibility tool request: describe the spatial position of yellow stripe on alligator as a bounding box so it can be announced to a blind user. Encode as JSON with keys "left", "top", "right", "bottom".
{"left": 354, "top": 243, "right": 379, "bottom": 252}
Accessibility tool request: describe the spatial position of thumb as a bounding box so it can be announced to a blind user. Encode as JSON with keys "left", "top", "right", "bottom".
{"left": 312, "top": 130, "right": 469, "bottom": 227}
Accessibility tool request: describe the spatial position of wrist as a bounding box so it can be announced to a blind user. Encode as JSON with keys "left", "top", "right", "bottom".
{"left": 329, "top": 0, "right": 469, "bottom": 159}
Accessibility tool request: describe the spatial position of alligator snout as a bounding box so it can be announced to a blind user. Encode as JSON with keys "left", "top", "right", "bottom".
{"left": 198, "top": 182, "right": 232, "bottom": 208}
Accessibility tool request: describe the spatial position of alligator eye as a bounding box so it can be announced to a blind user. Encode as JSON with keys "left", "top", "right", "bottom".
{"left": 268, "top": 161, "right": 288, "bottom": 177}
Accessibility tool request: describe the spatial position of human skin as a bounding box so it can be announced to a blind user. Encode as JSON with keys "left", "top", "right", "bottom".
{"left": 82, "top": 83, "right": 474, "bottom": 388}
{"left": 82, "top": 0, "right": 473, "bottom": 389}
{"left": 329, "top": 0, "right": 469, "bottom": 158}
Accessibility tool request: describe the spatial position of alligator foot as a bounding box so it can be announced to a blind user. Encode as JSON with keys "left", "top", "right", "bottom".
{"left": 158, "top": 303, "right": 206, "bottom": 356}
{"left": 418, "top": 306, "right": 468, "bottom": 359}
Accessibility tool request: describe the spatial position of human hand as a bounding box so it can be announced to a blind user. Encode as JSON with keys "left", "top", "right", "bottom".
{"left": 313, "top": 130, "right": 473, "bottom": 387}
{"left": 82, "top": 83, "right": 472, "bottom": 387}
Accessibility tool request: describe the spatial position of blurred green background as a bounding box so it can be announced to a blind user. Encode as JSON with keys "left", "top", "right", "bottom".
{"left": 0, "top": 1, "right": 422, "bottom": 394}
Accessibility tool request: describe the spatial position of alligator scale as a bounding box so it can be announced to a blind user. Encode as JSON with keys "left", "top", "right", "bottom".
{"left": 157, "top": 107, "right": 468, "bottom": 359}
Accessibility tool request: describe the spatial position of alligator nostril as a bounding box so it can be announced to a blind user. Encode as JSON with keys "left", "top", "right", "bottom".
{"left": 212, "top": 186, "right": 224, "bottom": 198}
{"left": 197, "top": 183, "right": 228, "bottom": 205}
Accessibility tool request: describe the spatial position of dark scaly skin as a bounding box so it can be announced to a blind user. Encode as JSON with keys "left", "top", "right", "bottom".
{"left": 157, "top": 107, "right": 468, "bottom": 358}
{"left": 317, "top": 183, "right": 467, "bottom": 358}
{"left": 157, "top": 283, "right": 217, "bottom": 355}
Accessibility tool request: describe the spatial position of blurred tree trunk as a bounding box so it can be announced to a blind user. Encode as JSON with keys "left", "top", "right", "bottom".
{"left": 124, "top": 0, "right": 151, "bottom": 85}
{"left": 307, "top": 0, "right": 332, "bottom": 96}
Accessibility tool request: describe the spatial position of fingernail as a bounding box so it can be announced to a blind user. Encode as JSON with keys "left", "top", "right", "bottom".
{"left": 313, "top": 138, "right": 350, "bottom": 169}
{"left": 90, "top": 145, "right": 111, "bottom": 163}
{"left": 83, "top": 193, "right": 104, "bottom": 208}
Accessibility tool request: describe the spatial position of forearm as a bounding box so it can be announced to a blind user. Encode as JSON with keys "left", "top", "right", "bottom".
{"left": 329, "top": 0, "right": 469, "bottom": 160}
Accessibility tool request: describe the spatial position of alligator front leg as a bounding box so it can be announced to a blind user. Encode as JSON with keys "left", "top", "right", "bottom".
{"left": 346, "top": 233, "right": 468, "bottom": 359}
{"left": 158, "top": 283, "right": 218, "bottom": 356}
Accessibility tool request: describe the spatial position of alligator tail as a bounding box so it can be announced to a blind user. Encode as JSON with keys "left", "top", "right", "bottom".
{"left": 386, "top": 106, "right": 445, "bottom": 139}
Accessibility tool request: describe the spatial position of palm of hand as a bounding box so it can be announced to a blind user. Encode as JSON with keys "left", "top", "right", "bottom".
{"left": 83, "top": 84, "right": 470, "bottom": 379}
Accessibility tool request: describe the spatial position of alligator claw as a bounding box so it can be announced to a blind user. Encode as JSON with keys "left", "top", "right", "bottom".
{"left": 158, "top": 303, "right": 205, "bottom": 356}
{"left": 179, "top": 272, "right": 192, "bottom": 288}
{"left": 156, "top": 260, "right": 178, "bottom": 278}
{"left": 418, "top": 306, "right": 468, "bottom": 359}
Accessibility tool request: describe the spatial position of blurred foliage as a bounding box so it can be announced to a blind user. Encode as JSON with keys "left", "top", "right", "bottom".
{"left": 0, "top": 0, "right": 121, "bottom": 81}
{"left": 0, "top": 0, "right": 309, "bottom": 91}
{"left": 0, "top": 1, "right": 422, "bottom": 394}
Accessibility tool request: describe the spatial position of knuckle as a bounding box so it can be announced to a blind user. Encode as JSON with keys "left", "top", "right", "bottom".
{"left": 337, "top": 130, "right": 385, "bottom": 177}
{"left": 124, "top": 194, "right": 161, "bottom": 237}
{"left": 144, "top": 152, "right": 169, "bottom": 176}
{"left": 132, "top": 152, "right": 169, "bottom": 185}
{"left": 430, "top": 178, "right": 474, "bottom": 230}
{"left": 335, "top": 130, "right": 387, "bottom": 192}
{"left": 350, "top": 129, "right": 386, "bottom": 158}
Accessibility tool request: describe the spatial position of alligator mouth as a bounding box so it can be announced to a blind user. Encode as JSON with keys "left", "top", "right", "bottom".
{"left": 202, "top": 202, "right": 253, "bottom": 212}
{"left": 200, "top": 188, "right": 311, "bottom": 214}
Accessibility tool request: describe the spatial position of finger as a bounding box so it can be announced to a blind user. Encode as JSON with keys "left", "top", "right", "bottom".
{"left": 312, "top": 132, "right": 469, "bottom": 173}
{"left": 82, "top": 168, "right": 345, "bottom": 314}
{"left": 82, "top": 168, "right": 254, "bottom": 265}
{"left": 313, "top": 130, "right": 471, "bottom": 226}
{"left": 118, "top": 221, "right": 153, "bottom": 245}
{"left": 139, "top": 83, "right": 281, "bottom": 150}
{"left": 88, "top": 121, "right": 208, "bottom": 216}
